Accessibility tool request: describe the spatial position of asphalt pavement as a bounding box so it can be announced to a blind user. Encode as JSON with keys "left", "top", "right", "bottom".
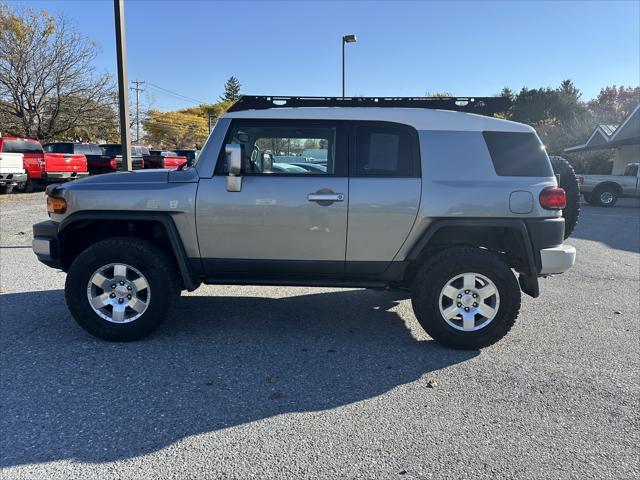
{"left": 0, "top": 193, "right": 638, "bottom": 479}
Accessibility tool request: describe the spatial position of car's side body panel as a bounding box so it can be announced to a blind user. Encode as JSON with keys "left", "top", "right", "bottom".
{"left": 393, "top": 130, "right": 558, "bottom": 261}
{"left": 49, "top": 170, "right": 201, "bottom": 258}
{"left": 195, "top": 175, "right": 349, "bottom": 268}
{"left": 346, "top": 177, "right": 421, "bottom": 269}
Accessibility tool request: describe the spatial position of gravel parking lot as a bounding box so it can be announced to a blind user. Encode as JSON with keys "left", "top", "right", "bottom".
{"left": 1, "top": 192, "right": 638, "bottom": 479}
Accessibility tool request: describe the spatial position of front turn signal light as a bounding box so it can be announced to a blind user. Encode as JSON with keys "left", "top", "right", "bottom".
{"left": 47, "top": 196, "right": 67, "bottom": 214}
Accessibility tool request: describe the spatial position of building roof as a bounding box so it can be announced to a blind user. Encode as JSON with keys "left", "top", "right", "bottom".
{"left": 223, "top": 107, "right": 534, "bottom": 133}
{"left": 565, "top": 104, "right": 640, "bottom": 152}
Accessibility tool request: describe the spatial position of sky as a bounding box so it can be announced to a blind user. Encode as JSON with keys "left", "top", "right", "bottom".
{"left": 11, "top": 0, "right": 640, "bottom": 111}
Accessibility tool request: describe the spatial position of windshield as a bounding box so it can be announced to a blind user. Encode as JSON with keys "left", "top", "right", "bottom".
{"left": 2, "top": 140, "right": 43, "bottom": 154}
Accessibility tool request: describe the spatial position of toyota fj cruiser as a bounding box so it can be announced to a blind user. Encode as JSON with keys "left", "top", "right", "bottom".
{"left": 32, "top": 96, "right": 576, "bottom": 349}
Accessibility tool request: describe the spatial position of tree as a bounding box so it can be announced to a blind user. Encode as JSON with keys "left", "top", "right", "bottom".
{"left": 588, "top": 85, "right": 640, "bottom": 125}
{"left": 0, "top": 4, "right": 116, "bottom": 140}
{"left": 141, "top": 101, "right": 233, "bottom": 148}
{"left": 220, "top": 76, "right": 241, "bottom": 102}
{"left": 142, "top": 110, "right": 208, "bottom": 149}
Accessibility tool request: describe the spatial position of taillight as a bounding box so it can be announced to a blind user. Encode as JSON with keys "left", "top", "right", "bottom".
{"left": 539, "top": 187, "right": 566, "bottom": 210}
{"left": 577, "top": 175, "right": 584, "bottom": 185}
{"left": 110, "top": 157, "right": 117, "bottom": 170}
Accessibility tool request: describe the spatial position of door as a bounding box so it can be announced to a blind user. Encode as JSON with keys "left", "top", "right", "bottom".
{"left": 346, "top": 122, "right": 422, "bottom": 274}
{"left": 196, "top": 119, "right": 348, "bottom": 276}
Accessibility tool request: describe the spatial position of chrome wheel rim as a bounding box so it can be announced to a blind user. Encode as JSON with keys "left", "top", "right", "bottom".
{"left": 438, "top": 272, "right": 500, "bottom": 332}
{"left": 600, "top": 191, "right": 614, "bottom": 204}
{"left": 86, "top": 263, "right": 150, "bottom": 323}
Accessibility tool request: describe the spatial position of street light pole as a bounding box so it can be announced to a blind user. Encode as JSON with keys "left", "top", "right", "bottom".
{"left": 341, "top": 34, "right": 357, "bottom": 98}
{"left": 114, "top": 0, "right": 132, "bottom": 171}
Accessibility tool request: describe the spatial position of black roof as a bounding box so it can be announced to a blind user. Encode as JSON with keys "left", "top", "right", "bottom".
{"left": 227, "top": 95, "right": 512, "bottom": 116}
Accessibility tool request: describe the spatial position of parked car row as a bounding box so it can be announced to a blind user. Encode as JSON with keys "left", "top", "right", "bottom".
{"left": 0, "top": 137, "right": 193, "bottom": 193}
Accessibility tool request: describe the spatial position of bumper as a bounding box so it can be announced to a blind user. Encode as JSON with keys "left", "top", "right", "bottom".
{"left": 43, "top": 172, "right": 89, "bottom": 181}
{"left": 539, "top": 244, "right": 576, "bottom": 275}
{"left": 0, "top": 172, "right": 27, "bottom": 186}
{"left": 32, "top": 220, "right": 63, "bottom": 269}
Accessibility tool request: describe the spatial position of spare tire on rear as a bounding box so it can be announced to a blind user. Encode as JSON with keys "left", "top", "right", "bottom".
{"left": 549, "top": 156, "right": 580, "bottom": 239}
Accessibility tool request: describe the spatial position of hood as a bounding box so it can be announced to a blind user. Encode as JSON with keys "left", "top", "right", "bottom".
{"left": 75, "top": 169, "right": 170, "bottom": 186}
{"left": 48, "top": 169, "right": 170, "bottom": 196}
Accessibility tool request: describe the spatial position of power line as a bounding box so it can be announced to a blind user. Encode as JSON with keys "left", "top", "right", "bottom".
{"left": 146, "top": 82, "right": 209, "bottom": 105}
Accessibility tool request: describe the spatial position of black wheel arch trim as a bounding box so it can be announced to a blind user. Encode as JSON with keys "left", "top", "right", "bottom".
{"left": 58, "top": 211, "right": 199, "bottom": 291}
{"left": 404, "top": 218, "right": 565, "bottom": 298}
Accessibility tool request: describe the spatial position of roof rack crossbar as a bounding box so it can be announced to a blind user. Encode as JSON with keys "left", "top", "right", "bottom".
{"left": 227, "top": 95, "right": 511, "bottom": 115}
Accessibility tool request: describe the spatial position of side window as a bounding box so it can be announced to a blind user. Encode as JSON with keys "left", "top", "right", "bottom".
{"left": 624, "top": 164, "right": 638, "bottom": 176}
{"left": 354, "top": 124, "right": 418, "bottom": 176}
{"left": 483, "top": 131, "right": 554, "bottom": 177}
{"left": 221, "top": 123, "right": 337, "bottom": 175}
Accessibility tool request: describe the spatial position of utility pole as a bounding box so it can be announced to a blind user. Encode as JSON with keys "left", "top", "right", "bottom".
{"left": 130, "top": 79, "right": 145, "bottom": 143}
{"left": 113, "top": 0, "right": 132, "bottom": 170}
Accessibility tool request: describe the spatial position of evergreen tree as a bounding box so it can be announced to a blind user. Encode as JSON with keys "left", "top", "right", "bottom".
{"left": 220, "top": 76, "right": 242, "bottom": 102}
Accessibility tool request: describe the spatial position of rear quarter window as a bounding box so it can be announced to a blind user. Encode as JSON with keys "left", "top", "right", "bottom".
{"left": 483, "top": 131, "right": 553, "bottom": 177}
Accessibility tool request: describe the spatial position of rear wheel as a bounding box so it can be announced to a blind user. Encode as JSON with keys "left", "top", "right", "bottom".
{"left": 0, "top": 185, "right": 13, "bottom": 194}
{"left": 592, "top": 185, "right": 618, "bottom": 207}
{"left": 550, "top": 156, "right": 580, "bottom": 238}
{"left": 411, "top": 247, "right": 521, "bottom": 349}
{"left": 65, "top": 237, "right": 179, "bottom": 341}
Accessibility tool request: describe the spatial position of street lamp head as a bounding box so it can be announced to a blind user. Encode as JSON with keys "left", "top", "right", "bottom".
{"left": 343, "top": 34, "right": 357, "bottom": 43}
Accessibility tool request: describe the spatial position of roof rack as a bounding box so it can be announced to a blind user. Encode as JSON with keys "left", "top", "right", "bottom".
{"left": 227, "top": 95, "right": 512, "bottom": 115}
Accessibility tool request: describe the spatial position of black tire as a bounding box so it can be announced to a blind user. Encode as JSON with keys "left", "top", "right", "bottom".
{"left": 0, "top": 185, "right": 13, "bottom": 194}
{"left": 15, "top": 174, "right": 33, "bottom": 193}
{"left": 65, "top": 237, "right": 179, "bottom": 341}
{"left": 550, "top": 156, "right": 580, "bottom": 238}
{"left": 591, "top": 184, "right": 619, "bottom": 207}
{"left": 411, "top": 247, "right": 521, "bottom": 350}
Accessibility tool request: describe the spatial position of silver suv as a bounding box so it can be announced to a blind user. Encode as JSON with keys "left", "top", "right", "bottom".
{"left": 32, "top": 96, "right": 576, "bottom": 349}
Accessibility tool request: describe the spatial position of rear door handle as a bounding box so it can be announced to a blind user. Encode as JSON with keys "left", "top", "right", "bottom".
{"left": 307, "top": 193, "right": 344, "bottom": 202}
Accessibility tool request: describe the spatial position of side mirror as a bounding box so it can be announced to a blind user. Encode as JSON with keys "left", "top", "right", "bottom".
{"left": 225, "top": 144, "right": 242, "bottom": 191}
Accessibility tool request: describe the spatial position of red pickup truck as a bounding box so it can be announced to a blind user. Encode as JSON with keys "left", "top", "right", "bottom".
{"left": 0, "top": 137, "right": 88, "bottom": 192}
{"left": 144, "top": 150, "right": 188, "bottom": 169}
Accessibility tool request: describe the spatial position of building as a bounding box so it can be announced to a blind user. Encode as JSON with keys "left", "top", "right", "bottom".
{"left": 565, "top": 104, "right": 640, "bottom": 174}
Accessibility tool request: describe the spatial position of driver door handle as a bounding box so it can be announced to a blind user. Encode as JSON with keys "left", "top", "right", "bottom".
{"left": 307, "top": 193, "right": 344, "bottom": 202}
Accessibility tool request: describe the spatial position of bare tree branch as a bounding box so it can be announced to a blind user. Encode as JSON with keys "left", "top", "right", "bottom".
{"left": 0, "top": 3, "right": 117, "bottom": 140}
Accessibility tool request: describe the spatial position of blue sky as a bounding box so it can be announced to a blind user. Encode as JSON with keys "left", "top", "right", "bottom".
{"left": 13, "top": 0, "right": 640, "bottom": 111}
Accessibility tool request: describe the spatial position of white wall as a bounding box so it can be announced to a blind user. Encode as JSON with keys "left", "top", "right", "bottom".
{"left": 612, "top": 144, "right": 640, "bottom": 174}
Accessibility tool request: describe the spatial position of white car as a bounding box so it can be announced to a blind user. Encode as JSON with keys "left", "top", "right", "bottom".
{"left": 0, "top": 152, "right": 27, "bottom": 194}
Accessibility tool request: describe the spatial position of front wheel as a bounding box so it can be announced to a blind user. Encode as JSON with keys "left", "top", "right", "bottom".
{"left": 411, "top": 247, "right": 521, "bottom": 349}
{"left": 0, "top": 185, "right": 13, "bottom": 194}
{"left": 65, "top": 237, "right": 179, "bottom": 341}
